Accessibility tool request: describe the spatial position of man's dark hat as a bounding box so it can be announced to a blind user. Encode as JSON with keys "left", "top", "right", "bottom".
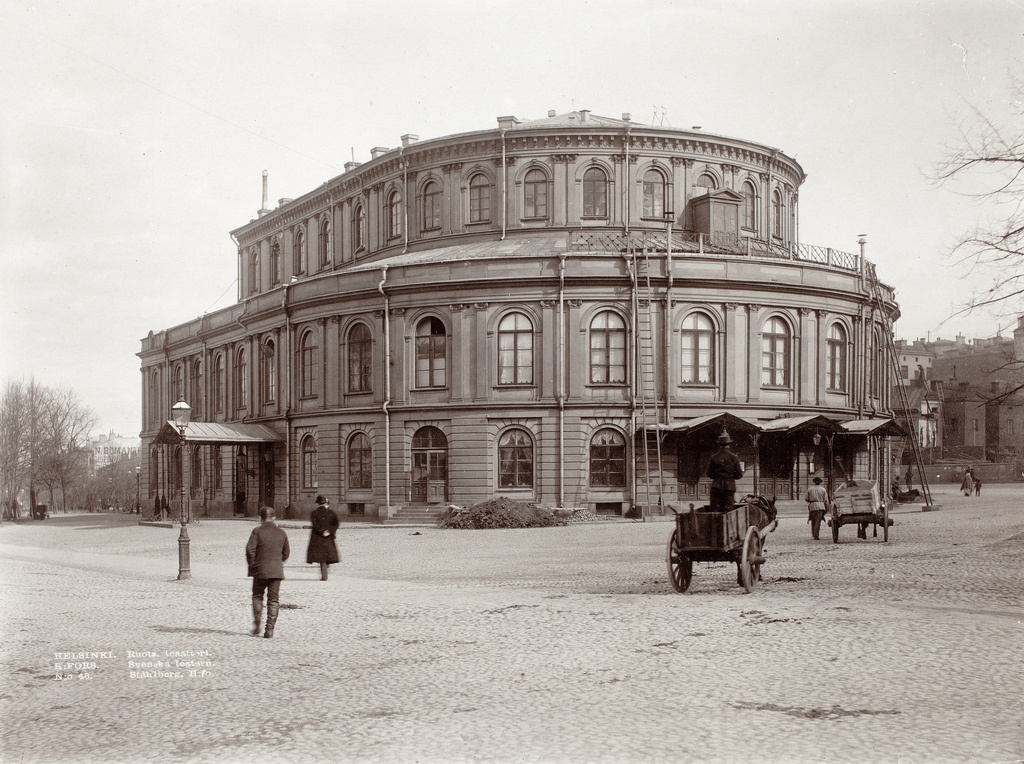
{"left": 315, "top": 495, "right": 328, "bottom": 505}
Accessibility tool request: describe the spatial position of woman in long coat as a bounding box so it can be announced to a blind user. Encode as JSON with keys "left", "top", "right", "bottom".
{"left": 306, "top": 495, "right": 340, "bottom": 580}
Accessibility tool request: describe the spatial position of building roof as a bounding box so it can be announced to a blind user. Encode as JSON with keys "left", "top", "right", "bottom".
{"left": 839, "top": 418, "right": 905, "bottom": 436}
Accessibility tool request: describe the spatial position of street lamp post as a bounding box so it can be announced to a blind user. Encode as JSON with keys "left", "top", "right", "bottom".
{"left": 172, "top": 400, "right": 192, "bottom": 580}
{"left": 135, "top": 464, "right": 141, "bottom": 515}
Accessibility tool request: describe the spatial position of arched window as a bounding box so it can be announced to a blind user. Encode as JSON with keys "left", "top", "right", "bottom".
{"left": 300, "top": 331, "right": 319, "bottom": 398}
{"left": 212, "top": 445, "right": 222, "bottom": 491}
{"left": 148, "top": 369, "right": 160, "bottom": 428}
{"left": 261, "top": 339, "right": 276, "bottom": 404}
{"left": 590, "top": 429, "right": 626, "bottom": 488}
{"left": 347, "top": 432, "right": 372, "bottom": 490}
{"left": 582, "top": 167, "right": 608, "bottom": 218}
{"left": 270, "top": 240, "right": 281, "bottom": 286}
{"left": 353, "top": 203, "right": 366, "bottom": 252}
{"left": 301, "top": 434, "right": 317, "bottom": 489}
{"left": 523, "top": 169, "right": 548, "bottom": 219}
{"left": 248, "top": 249, "right": 260, "bottom": 294}
{"left": 319, "top": 218, "right": 331, "bottom": 269}
{"left": 386, "top": 189, "right": 402, "bottom": 239}
{"left": 772, "top": 190, "right": 784, "bottom": 238}
{"left": 680, "top": 313, "right": 715, "bottom": 384}
{"left": 742, "top": 181, "right": 757, "bottom": 230}
{"left": 190, "top": 446, "right": 201, "bottom": 492}
{"left": 149, "top": 446, "right": 160, "bottom": 496}
{"left": 415, "top": 317, "right": 447, "bottom": 388}
{"left": 191, "top": 359, "right": 203, "bottom": 419}
{"left": 694, "top": 173, "right": 717, "bottom": 194}
{"left": 642, "top": 169, "right": 666, "bottom": 218}
{"left": 497, "top": 312, "right": 533, "bottom": 385}
{"left": 293, "top": 228, "right": 305, "bottom": 274}
{"left": 347, "top": 323, "right": 372, "bottom": 393}
{"left": 761, "top": 317, "right": 791, "bottom": 387}
{"left": 422, "top": 181, "right": 441, "bottom": 230}
{"left": 590, "top": 311, "right": 627, "bottom": 384}
{"left": 172, "top": 363, "right": 184, "bottom": 404}
{"left": 826, "top": 323, "right": 848, "bottom": 391}
{"left": 872, "top": 329, "right": 887, "bottom": 398}
{"left": 498, "top": 428, "right": 534, "bottom": 488}
{"left": 469, "top": 174, "right": 490, "bottom": 223}
{"left": 235, "top": 348, "right": 248, "bottom": 411}
{"left": 214, "top": 354, "right": 226, "bottom": 414}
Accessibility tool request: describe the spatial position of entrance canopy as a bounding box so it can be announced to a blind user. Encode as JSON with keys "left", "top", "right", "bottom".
{"left": 838, "top": 418, "right": 905, "bottom": 437}
{"left": 758, "top": 414, "right": 842, "bottom": 436}
{"left": 152, "top": 420, "right": 284, "bottom": 446}
{"left": 642, "top": 413, "right": 900, "bottom": 439}
{"left": 645, "top": 411, "right": 759, "bottom": 438}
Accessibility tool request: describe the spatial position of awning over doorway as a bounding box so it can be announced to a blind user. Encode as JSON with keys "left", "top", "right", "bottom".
{"left": 757, "top": 414, "right": 842, "bottom": 436}
{"left": 152, "top": 421, "right": 284, "bottom": 445}
{"left": 645, "top": 411, "right": 760, "bottom": 438}
{"left": 838, "top": 418, "right": 905, "bottom": 437}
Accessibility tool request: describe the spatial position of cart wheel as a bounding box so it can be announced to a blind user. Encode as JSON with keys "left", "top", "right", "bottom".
{"left": 831, "top": 510, "right": 840, "bottom": 544}
{"left": 740, "top": 526, "right": 760, "bottom": 593}
{"left": 882, "top": 504, "right": 889, "bottom": 543}
{"left": 666, "top": 530, "right": 692, "bottom": 593}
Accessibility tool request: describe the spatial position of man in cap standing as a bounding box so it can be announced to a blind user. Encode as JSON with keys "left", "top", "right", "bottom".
{"left": 707, "top": 429, "right": 744, "bottom": 512}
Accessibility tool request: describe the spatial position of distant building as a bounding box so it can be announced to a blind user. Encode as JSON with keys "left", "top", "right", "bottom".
{"left": 89, "top": 431, "right": 140, "bottom": 475}
{"left": 916, "top": 322, "right": 1024, "bottom": 466}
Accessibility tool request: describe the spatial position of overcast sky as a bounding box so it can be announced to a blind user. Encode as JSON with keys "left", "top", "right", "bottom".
{"left": 2, "top": 0, "right": 1022, "bottom": 436}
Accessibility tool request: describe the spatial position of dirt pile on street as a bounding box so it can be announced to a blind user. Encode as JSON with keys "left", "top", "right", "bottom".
{"left": 437, "top": 498, "right": 567, "bottom": 529}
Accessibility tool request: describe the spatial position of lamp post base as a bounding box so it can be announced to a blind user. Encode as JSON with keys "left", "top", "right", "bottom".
{"left": 177, "top": 522, "right": 191, "bottom": 580}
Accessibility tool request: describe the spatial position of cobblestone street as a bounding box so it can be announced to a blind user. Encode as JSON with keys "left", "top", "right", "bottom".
{"left": 0, "top": 484, "right": 1021, "bottom": 764}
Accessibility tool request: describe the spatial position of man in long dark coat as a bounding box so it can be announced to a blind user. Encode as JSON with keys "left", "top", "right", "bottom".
{"left": 707, "top": 429, "right": 744, "bottom": 512}
{"left": 246, "top": 506, "right": 290, "bottom": 638}
{"left": 306, "top": 495, "right": 340, "bottom": 581}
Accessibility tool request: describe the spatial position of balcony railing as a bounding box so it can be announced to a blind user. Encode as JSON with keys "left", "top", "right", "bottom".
{"left": 568, "top": 230, "right": 862, "bottom": 273}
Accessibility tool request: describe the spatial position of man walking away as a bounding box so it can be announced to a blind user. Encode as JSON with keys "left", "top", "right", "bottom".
{"left": 806, "top": 477, "right": 829, "bottom": 540}
{"left": 246, "top": 506, "right": 290, "bottom": 638}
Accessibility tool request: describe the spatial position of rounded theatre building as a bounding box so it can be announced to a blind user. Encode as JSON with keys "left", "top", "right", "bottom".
{"left": 140, "top": 110, "right": 901, "bottom": 521}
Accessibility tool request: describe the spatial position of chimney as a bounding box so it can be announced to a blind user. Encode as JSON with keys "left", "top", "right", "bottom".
{"left": 257, "top": 170, "right": 271, "bottom": 217}
{"left": 547, "top": 109, "right": 556, "bottom": 117}
{"left": 370, "top": 146, "right": 390, "bottom": 160}
{"left": 401, "top": 133, "right": 419, "bottom": 147}
{"left": 579, "top": 109, "right": 590, "bottom": 121}
{"left": 344, "top": 161, "right": 362, "bottom": 172}
{"left": 621, "top": 112, "right": 631, "bottom": 121}
{"left": 496, "top": 115, "right": 520, "bottom": 130}
{"left": 278, "top": 198, "right": 293, "bottom": 206}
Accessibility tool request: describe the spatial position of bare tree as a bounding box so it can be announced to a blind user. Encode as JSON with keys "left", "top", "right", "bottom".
{"left": 37, "top": 387, "right": 96, "bottom": 512}
{"left": 1, "top": 380, "right": 96, "bottom": 517}
{"left": 933, "top": 73, "right": 1024, "bottom": 318}
{"left": 0, "top": 381, "right": 31, "bottom": 518}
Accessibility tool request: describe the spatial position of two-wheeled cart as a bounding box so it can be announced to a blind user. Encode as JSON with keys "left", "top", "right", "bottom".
{"left": 666, "top": 496, "right": 778, "bottom": 593}
{"left": 829, "top": 480, "right": 893, "bottom": 543}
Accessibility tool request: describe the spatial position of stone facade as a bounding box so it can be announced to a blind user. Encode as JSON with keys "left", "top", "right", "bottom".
{"left": 139, "top": 111, "right": 899, "bottom": 520}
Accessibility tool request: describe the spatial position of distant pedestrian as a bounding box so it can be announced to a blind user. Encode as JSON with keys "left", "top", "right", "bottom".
{"left": 805, "top": 477, "right": 829, "bottom": 540}
{"left": 246, "top": 506, "right": 290, "bottom": 638}
{"left": 306, "top": 495, "right": 340, "bottom": 581}
{"left": 960, "top": 468, "right": 975, "bottom": 497}
{"left": 974, "top": 476, "right": 982, "bottom": 496}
